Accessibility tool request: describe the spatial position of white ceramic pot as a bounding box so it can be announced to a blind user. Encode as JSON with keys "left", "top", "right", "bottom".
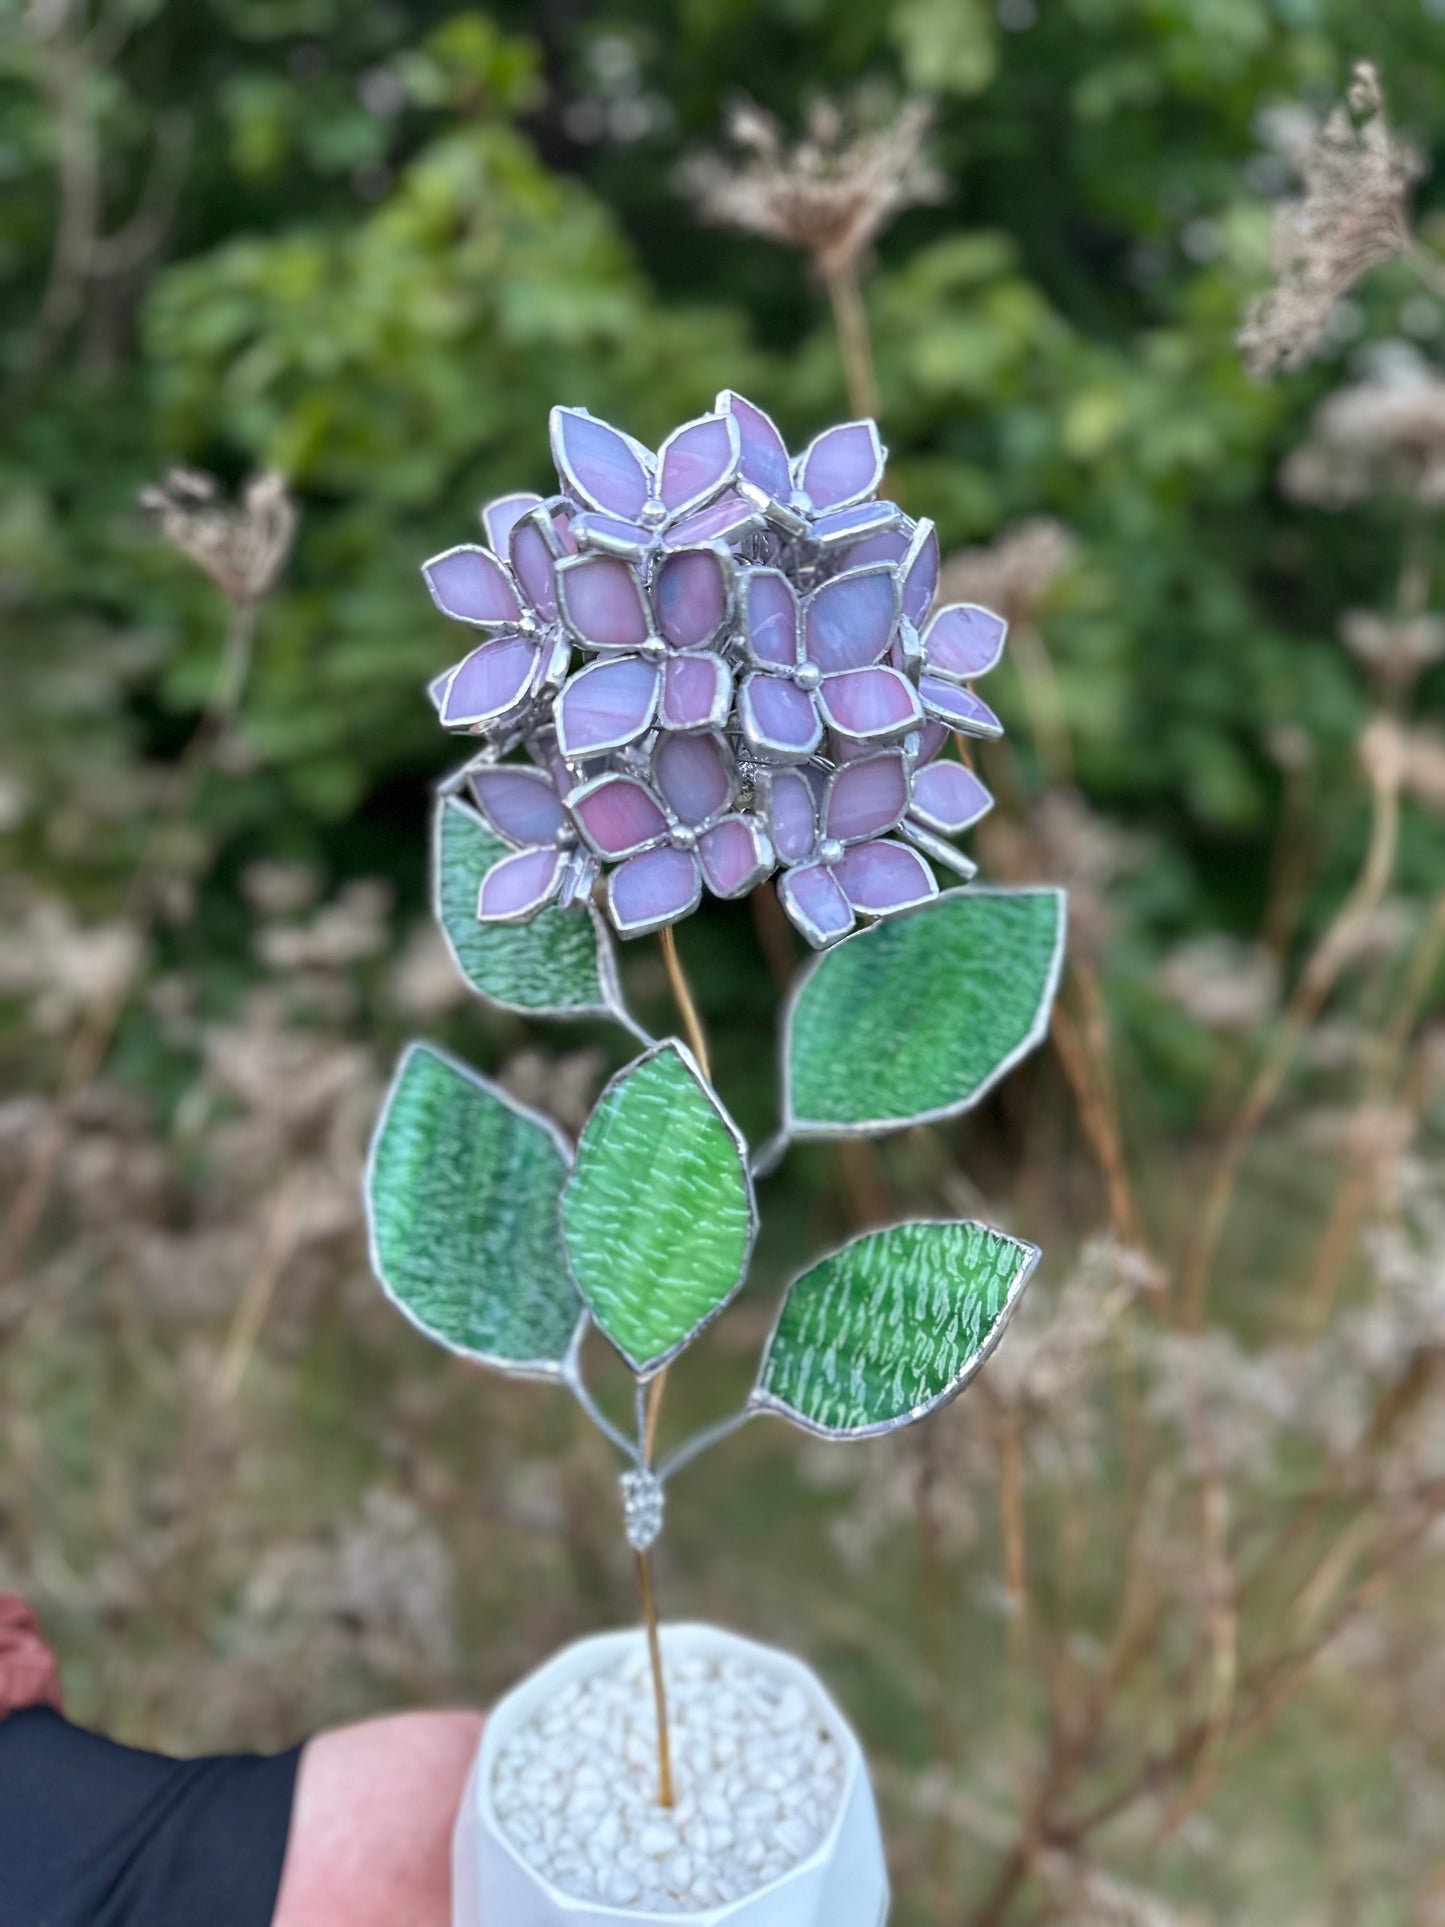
{"left": 452, "top": 1622, "right": 889, "bottom": 1926}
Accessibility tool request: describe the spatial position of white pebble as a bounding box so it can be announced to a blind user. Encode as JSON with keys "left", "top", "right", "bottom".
{"left": 490, "top": 1649, "right": 846, "bottom": 1909}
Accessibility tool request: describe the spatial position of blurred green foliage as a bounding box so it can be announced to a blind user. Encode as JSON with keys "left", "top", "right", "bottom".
{"left": 2, "top": 0, "right": 1442, "bottom": 1097}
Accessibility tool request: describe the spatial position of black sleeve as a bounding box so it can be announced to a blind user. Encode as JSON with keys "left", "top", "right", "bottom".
{"left": 0, "top": 1707, "right": 301, "bottom": 1927}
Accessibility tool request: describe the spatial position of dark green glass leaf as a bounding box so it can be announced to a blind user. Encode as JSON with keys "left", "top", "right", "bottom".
{"left": 753, "top": 1220, "right": 1038, "bottom": 1438}
{"left": 560, "top": 1042, "right": 756, "bottom": 1377}
{"left": 434, "top": 793, "right": 633, "bottom": 1023}
{"left": 783, "top": 888, "right": 1065, "bottom": 1139}
{"left": 366, "top": 1042, "right": 581, "bottom": 1376}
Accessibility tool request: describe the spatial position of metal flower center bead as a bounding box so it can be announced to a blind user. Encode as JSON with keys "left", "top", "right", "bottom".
{"left": 669, "top": 824, "right": 697, "bottom": 851}
{"left": 793, "top": 661, "right": 821, "bottom": 691}
{"left": 817, "top": 837, "right": 845, "bottom": 865}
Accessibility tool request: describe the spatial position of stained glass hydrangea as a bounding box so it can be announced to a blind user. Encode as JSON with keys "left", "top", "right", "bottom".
{"left": 422, "top": 395, "right": 1010, "bottom": 947}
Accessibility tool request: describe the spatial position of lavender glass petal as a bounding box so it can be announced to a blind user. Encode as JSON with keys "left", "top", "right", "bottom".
{"left": 424, "top": 547, "right": 522, "bottom": 626}
{"left": 739, "top": 674, "right": 822, "bottom": 758}
{"left": 697, "top": 816, "right": 770, "bottom": 898}
{"left": 482, "top": 492, "right": 542, "bottom": 555}
{"left": 661, "top": 654, "right": 730, "bottom": 731}
{"left": 778, "top": 864, "right": 855, "bottom": 945}
{"left": 902, "top": 523, "right": 940, "bottom": 628}
{"left": 558, "top": 554, "right": 651, "bottom": 649}
{"left": 439, "top": 636, "right": 537, "bottom": 727}
{"left": 571, "top": 777, "right": 669, "bottom": 858}
{"left": 551, "top": 409, "right": 650, "bottom": 518}
{"left": 469, "top": 766, "right": 567, "bottom": 845}
{"left": 741, "top": 570, "right": 800, "bottom": 669}
{"left": 608, "top": 846, "right": 703, "bottom": 935}
{"left": 719, "top": 391, "right": 792, "bottom": 500}
{"left": 555, "top": 656, "right": 660, "bottom": 756}
{"left": 824, "top": 753, "right": 909, "bottom": 844}
{"left": 653, "top": 548, "right": 726, "bottom": 650}
{"left": 832, "top": 840, "right": 937, "bottom": 917}
{"left": 477, "top": 846, "right": 566, "bottom": 922}
{"left": 765, "top": 768, "right": 818, "bottom": 865}
{"left": 924, "top": 604, "right": 1008, "bottom": 680}
{"left": 817, "top": 666, "right": 923, "bottom": 741}
{"left": 654, "top": 732, "right": 732, "bottom": 826}
{"left": 510, "top": 519, "right": 559, "bottom": 621}
{"left": 909, "top": 761, "right": 995, "bottom": 834}
{"left": 658, "top": 415, "right": 736, "bottom": 514}
{"left": 918, "top": 678, "right": 1004, "bottom": 739}
{"left": 804, "top": 567, "right": 897, "bottom": 674}
{"left": 798, "top": 422, "right": 882, "bottom": 510}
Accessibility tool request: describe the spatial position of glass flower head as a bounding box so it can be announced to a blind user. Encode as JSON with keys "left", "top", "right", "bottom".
{"left": 422, "top": 396, "right": 1011, "bottom": 947}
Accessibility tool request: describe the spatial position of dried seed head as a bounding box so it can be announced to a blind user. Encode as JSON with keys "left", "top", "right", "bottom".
{"left": 937, "top": 518, "right": 1078, "bottom": 630}
{"left": 140, "top": 468, "right": 298, "bottom": 606}
{"left": 1338, "top": 609, "right": 1445, "bottom": 685}
{"left": 1158, "top": 935, "right": 1283, "bottom": 1032}
{"left": 681, "top": 92, "right": 945, "bottom": 280}
{"left": 1280, "top": 346, "right": 1445, "bottom": 506}
{"left": 1240, "top": 61, "right": 1424, "bottom": 378}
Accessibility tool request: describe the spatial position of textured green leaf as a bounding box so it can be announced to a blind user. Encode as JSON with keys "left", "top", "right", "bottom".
{"left": 560, "top": 1042, "right": 755, "bottom": 1377}
{"left": 753, "top": 1220, "right": 1037, "bottom": 1438}
{"left": 366, "top": 1043, "right": 581, "bottom": 1375}
{"left": 434, "top": 794, "right": 628, "bottom": 1020}
{"left": 784, "top": 888, "right": 1065, "bottom": 1138}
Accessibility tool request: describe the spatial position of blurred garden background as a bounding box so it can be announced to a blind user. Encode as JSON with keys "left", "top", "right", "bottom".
{"left": 3, "top": 0, "right": 1444, "bottom": 1920}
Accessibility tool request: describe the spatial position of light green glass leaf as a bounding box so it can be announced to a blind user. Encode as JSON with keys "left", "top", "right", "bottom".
{"left": 434, "top": 793, "right": 636, "bottom": 1025}
{"left": 782, "top": 887, "right": 1066, "bottom": 1140}
{"left": 752, "top": 1219, "right": 1038, "bottom": 1438}
{"left": 560, "top": 1042, "right": 756, "bottom": 1377}
{"left": 366, "top": 1042, "right": 582, "bottom": 1377}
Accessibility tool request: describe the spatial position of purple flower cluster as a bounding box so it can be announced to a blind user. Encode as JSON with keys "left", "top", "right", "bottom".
{"left": 423, "top": 394, "right": 1007, "bottom": 947}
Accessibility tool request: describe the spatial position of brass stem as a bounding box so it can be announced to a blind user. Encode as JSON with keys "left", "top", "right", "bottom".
{"left": 658, "top": 924, "right": 711, "bottom": 1081}
{"left": 637, "top": 1369, "right": 675, "bottom": 1808}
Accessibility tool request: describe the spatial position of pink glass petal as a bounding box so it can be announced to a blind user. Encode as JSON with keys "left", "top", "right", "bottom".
{"left": 550, "top": 408, "right": 651, "bottom": 517}
{"left": 439, "top": 635, "right": 538, "bottom": 728}
{"left": 658, "top": 414, "right": 738, "bottom": 514}
{"left": 832, "top": 840, "right": 938, "bottom": 919}
{"left": 570, "top": 775, "right": 669, "bottom": 858}
{"left": 653, "top": 547, "right": 727, "bottom": 650}
{"left": 824, "top": 752, "right": 908, "bottom": 845}
{"left": 423, "top": 546, "right": 522, "bottom": 626}
{"left": 556, "top": 554, "right": 651, "bottom": 650}
{"left": 816, "top": 665, "right": 923, "bottom": 742}
{"left": 919, "top": 678, "right": 1004, "bottom": 740}
{"left": 607, "top": 846, "right": 703, "bottom": 936}
{"left": 741, "top": 569, "right": 799, "bottom": 669}
{"left": 477, "top": 846, "right": 565, "bottom": 923}
{"left": 663, "top": 490, "right": 759, "bottom": 548}
{"left": 916, "top": 719, "right": 950, "bottom": 765}
{"left": 482, "top": 492, "right": 542, "bottom": 554}
{"left": 843, "top": 529, "right": 911, "bottom": 570}
{"left": 923, "top": 603, "right": 1008, "bottom": 680}
{"left": 469, "top": 766, "right": 566, "bottom": 845}
{"left": 510, "top": 517, "right": 559, "bottom": 621}
{"left": 738, "top": 673, "right": 823, "bottom": 760}
{"left": 718, "top": 392, "right": 791, "bottom": 500}
{"left": 552, "top": 508, "right": 579, "bottom": 556}
{"left": 764, "top": 768, "right": 818, "bottom": 865}
{"left": 698, "top": 815, "right": 772, "bottom": 899}
{"left": 902, "top": 521, "right": 940, "bottom": 628}
{"left": 778, "top": 863, "right": 855, "bottom": 947}
{"left": 661, "top": 653, "right": 731, "bottom": 731}
{"left": 910, "top": 761, "right": 994, "bottom": 835}
{"left": 554, "top": 656, "right": 660, "bottom": 758}
{"left": 654, "top": 731, "right": 732, "bottom": 826}
{"left": 804, "top": 565, "right": 899, "bottom": 674}
{"left": 798, "top": 421, "right": 883, "bottom": 511}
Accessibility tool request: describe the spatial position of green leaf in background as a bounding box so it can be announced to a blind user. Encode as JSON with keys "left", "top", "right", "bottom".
{"left": 433, "top": 793, "right": 638, "bottom": 1029}
{"left": 560, "top": 1042, "right": 756, "bottom": 1377}
{"left": 752, "top": 1219, "right": 1038, "bottom": 1438}
{"left": 366, "top": 1042, "right": 582, "bottom": 1377}
{"left": 782, "top": 888, "right": 1066, "bottom": 1140}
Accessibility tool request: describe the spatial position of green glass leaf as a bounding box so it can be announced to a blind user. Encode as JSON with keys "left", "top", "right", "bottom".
{"left": 434, "top": 793, "right": 636, "bottom": 1026}
{"left": 782, "top": 887, "right": 1066, "bottom": 1140}
{"left": 753, "top": 1220, "right": 1038, "bottom": 1438}
{"left": 366, "top": 1042, "right": 582, "bottom": 1377}
{"left": 560, "top": 1041, "right": 756, "bottom": 1377}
